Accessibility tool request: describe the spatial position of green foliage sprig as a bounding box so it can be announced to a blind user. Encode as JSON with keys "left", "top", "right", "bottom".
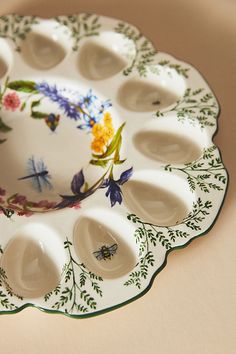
{"left": 44, "top": 239, "right": 103, "bottom": 314}
{"left": 55, "top": 14, "right": 101, "bottom": 51}
{"left": 0, "top": 15, "right": 38, "bottom": 51}
{"left": 114, "top": 22, "right": 157, "bottom": 76}
{"left": 156, "top": 88, "right": 218, "bottom": 129}
{"left": 164, "top": 146, "right": 227, "bottom": 193}
{"left": 158, "top": 59, "right": 189, "bottom": 78}
{"left": 0, "top": 264, "right": 23, "bottom": 310}
{"left": 125, "top": 197, "right": 212, "bottom": 288}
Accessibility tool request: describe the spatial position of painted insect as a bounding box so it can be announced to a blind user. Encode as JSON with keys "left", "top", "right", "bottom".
{"left": 18, "top": 156, "right": 53, "bottom": 193}
{"left": 93, "top": 244, "right": 118, "bottom": 261}
{"left": 44, "top": 113, "right": 60, "bottom": 132}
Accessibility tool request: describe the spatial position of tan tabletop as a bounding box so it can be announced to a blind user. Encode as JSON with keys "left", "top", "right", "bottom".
{"left": 0, "top": 0, "right": 235, "bottom": 353}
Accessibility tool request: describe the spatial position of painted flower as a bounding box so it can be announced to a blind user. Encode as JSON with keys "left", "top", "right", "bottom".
{"left": 17, "top": 210, "right": 33, "bottom": 217}
{"left": 103, "top": 112, "right": 112, "bottom": 126}
{"left": 101, "top": 167, "right": 133, "bottom": 207}
{"left": 35, "top": 82, "right": 112, "bottom": 129}
{"left": 3, "top": 92, "right": 21, "bottom": 111}
{"left": 11, "top": 194, "right": 27, "bottom": 206}
{"left": 91, "top": 112, "right": 115, "bottom": 153}
{"left": 35, "top": 200, "right": 57, "bottom": 209}
{"left": 56, "top": 169, "right": 96, "bottom": 209}
{"left": 92, "top": 123, "right": 105, "bottom": 138}
{"left": 91, "top": 136, "right": 106, "bottom": 154}
{"left": 0, "top": 188, "right": 6, "bottom": 196}
{"left": 82, "top": 88, "right": 97, "bottom": 107}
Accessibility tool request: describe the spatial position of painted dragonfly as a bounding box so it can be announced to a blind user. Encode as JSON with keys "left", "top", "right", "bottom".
{"left": 18, "top": 156, "right": 53, "bottom": 193}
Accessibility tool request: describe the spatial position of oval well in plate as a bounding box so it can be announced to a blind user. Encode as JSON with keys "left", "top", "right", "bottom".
{"left": 122, "top": 170, "right": 196, "bottom": 226}
{"left": 78, "top": 32, "right": 136, "bottom": 80}
{"left": 133, "top": 116, "right": 207, "bottom": 164}
{"left": 0, "top": 223, "right": 65, "bottom": 298}
{"left": 74, "top": 209, "right": 138, "bottom": 279}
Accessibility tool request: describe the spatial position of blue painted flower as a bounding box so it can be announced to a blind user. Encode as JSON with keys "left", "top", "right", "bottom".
{"left": 35, "top": 82, "right": 112, "bottom": 129}
{"left": 81, "top": 89, "right": 97, "bottom": 107}
{"left": 35, "top": 82, "right": 81, "bottom": 120}
{"left": 56, "top": 169, "right": 98, "bottom": 209}
{"left": 101, "top": 167, "right": 133, "bottom": 207}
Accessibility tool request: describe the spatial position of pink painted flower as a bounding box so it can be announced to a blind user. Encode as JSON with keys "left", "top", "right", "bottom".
{"left": 0, "top": 188, "right": 6, "bottom": 196}
{"left": 45, "top": 201, "right": 57, "bottom": 209}
{"left": 37, "top": 200, "right": 50, "bottom": 208}
{"left": 69, "top": 201, "right": 81, "bottom": 210}
{"left": 3, "top": 92, "right": 21, "bottom": 111}
{"left": 11, "top": 194, "right": 27, "bottom": 206}
{"left": 17, "top": 210, "right": 33, "bottom": 217}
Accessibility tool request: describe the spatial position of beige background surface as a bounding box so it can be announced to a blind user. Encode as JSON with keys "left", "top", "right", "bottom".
{"left": 0, "top": 0, "right": 235, "bottom": 353}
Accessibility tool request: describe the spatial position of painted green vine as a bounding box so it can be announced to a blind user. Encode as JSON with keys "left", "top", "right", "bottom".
{"left": 164, "top": 146, "right": 226, "bottom": 193}
{"left": 0, "top": 15, "right": 38, "bottom": 52}
{"left": 55, "top": 14, "right": 101, "bottom": 51}
{"left": 158, "top": 59, "right": 189, "bottom": 78}
{"left": 156, "top": 88, "right": 218, "bottom": 128}
{"left": 44, "top": 239, "right": 103, "bottom": 314}
{"left": 114, "top": 22, "right": 157, "bottom": 76}
{"left": 125, "top": 198, "right": 213, "bottom": 288}
{"left": 0, "top": 246, "right": 23, "bottom": 310}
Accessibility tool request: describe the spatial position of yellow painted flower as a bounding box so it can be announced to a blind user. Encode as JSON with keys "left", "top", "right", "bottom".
{"left": 103, "top": 112, "right": 112, "bottom": 126}
{"left": 103, "top": 125, "right": 115, "bottom": 141}
{"left": 91, "top": 112, "right": 115, "bottom": 153}
{"left": 91, "top": 137, "right": 106, "bottom": 154}
{"left": 92, "top": 123, "right": 105, "bottom": 138}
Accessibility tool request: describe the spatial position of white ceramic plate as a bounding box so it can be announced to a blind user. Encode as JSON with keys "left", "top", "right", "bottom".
{"left": 0, "top": 14, "right": 228, "bottom": 317}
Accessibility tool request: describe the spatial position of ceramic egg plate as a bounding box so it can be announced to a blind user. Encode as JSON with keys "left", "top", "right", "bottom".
{"left": 0, "top": 14, "right": 228, "bottom": 317}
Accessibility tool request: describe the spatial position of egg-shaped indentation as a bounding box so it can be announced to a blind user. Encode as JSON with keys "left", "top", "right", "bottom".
{"left": 74, "top": 209, "right": 138, "bottom": 279}
{"left": 122, "top": 170, "right": 195, "bottom": 226}
{"left": 117, "top": 64, "right": 186, "bottom": 112}
{"left": 117, "top": 79, "right": 181, "bottom": 112}
{"left": 0, "top": 58, "right": 8, "bottom": 79}
{"left": 78, "top": 32, "right": 136, "bottom": 80}
{"left": 1, "top": 224, "right": 65, "bottom": 298}
{"left": 21, "top": 31, "right": 67, "bottom": 70}
{"left": 0, "top": 39, "right": 13, "bottom": 79}
{"left": 133, "top": 117, "right": 206, "bottom": 164}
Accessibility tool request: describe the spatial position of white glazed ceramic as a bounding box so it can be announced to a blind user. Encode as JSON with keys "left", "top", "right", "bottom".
{"left": 0, "top": 14, "right": 228, "bottom": 317}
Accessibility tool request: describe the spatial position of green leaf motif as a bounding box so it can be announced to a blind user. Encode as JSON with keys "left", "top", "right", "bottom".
{"left": 55, "top": 14, "right": 101, "bottom": 51}
{"left": 7, "top": 80, "right": 37, "bottom": 93}
{"left": 114, "top": 22, "right": 157, "bottom": 76}
{"left": 156, "top": 88, "right": 219, "bottom": 129}
{"left": 164, "top": 146, "right": 227, "bottom": 193}
{"left": 0, "top": 253, "right": 23, "bottom": 310}
{"left": 44, "top": 238, "right": 103, "bottom": 314}
{"left": 0, "top": 117, "right": 12, "bottom": 133}
{"left": 90, "top": 159, "right": 110, "bottom": 168}
{"left": 125, "top": 195, "right": 215, "bottom": 289}
{"left": 93, "top": 123, "right": 125, "bottom": 159}
{"left": 0, "top": 15, "right": 38, "bottom": 51}
{"left": 158, "top": 59, "right": 189, "bottom": 78}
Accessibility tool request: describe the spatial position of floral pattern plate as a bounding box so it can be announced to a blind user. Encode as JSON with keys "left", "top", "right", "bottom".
{"left": 0, "top": 14, "right": 228, "bottom": 317}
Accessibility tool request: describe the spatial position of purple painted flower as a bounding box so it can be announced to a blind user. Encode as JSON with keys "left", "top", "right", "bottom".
{"left": 35, "top": 82, "right": 81, "bottom": 120}
{"left": 101, "top": 167, "right": 133, "bottom": 207}
{"left": 56, "top": 169, "right": 96, "bottom": 209}
{"left": 35, "top": 82, "right": 112, "bottom": 129}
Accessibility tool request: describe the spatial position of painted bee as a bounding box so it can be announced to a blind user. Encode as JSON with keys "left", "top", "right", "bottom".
{"left": 93, "top": 244, "right": 118, "bottom": 261}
